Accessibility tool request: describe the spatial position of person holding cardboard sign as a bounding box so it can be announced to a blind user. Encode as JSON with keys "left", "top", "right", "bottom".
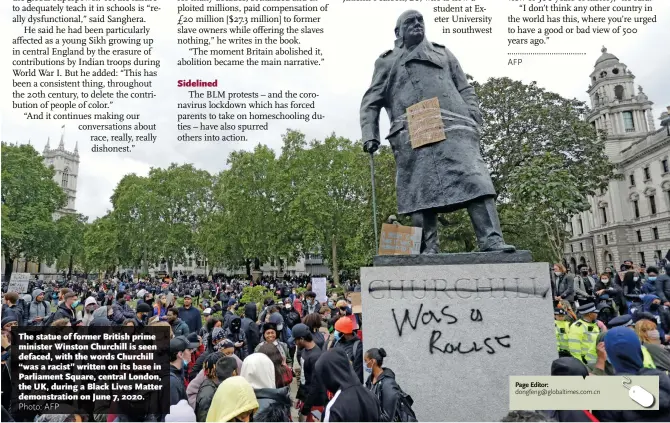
{"left": 360, "top": 10, "right": 515, "bottom": 254}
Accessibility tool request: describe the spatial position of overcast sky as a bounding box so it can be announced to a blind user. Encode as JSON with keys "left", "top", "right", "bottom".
{"left": 2, "top": 1, "right": 669, "bottom": 221}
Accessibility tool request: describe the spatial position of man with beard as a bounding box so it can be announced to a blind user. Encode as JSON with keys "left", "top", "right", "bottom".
{"left": 360, "top": 10, "right": 515, "bottom": 254}
{"left": 28, "top": 289, "right": 52, "bottom": 326}
{"left": 111, "top": 291, "right": 136, "bottom": 324}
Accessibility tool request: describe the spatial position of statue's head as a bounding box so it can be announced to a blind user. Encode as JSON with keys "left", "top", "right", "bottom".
{"left": 395, "top": 10, "right": 425, "bottom": 48}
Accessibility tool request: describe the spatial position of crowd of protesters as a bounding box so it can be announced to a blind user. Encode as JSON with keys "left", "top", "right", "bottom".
{"left": 3, "top": 261, "right": 670, "bottom": 422}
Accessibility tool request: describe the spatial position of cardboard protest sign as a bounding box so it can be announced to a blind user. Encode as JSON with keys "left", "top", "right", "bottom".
{"left": 378, "top": 223, "right": 422, "bottom": 255}
{"left": 8, "top": 273, "right": 30, "bottom": 293}
{"left": 349, "top": 292, "right": 361, "bottom": 314}
{"left": 407, "top": 97, "right": 446, "bottom": 149}
{"left": 311, "top": 277, "right": 328, "bottom": 303}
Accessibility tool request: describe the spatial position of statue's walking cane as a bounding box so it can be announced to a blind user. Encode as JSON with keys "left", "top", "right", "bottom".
{"left": 369, "top": 152, "right": 379, "bottom": 252}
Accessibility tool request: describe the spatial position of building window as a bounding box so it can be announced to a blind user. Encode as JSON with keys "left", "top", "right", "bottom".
{"left": 637, "top": 230, "right": 643, "bottom": 242}
{"left": 663, "top": 159, "right": 669, "bottom": 174}
{"left": 570, "top": 244, "right": 574, "bottom": 253}
{"left": 653, "top": 227, "right": 659, "bottom": 240}
{"left": 579, "top": 242, "right": 583, "bottom": 251}
{"left": 630, "top": 174, "right": 636, "bottom": 186}
{"left": 644, "top": 166, "right": 651, "bottom": 180}
{"left": 578, "top": 218, "right": 584, "bottom": 234}
{"left": 614, "top": 85, "right": 624, "bottom": 100}
{"left": 61, "top": 167, "right": 69, "bottom": 188}
{"left": 656, "top": 250, "right": 663, "bottom": 263}
{"left": 604, "top": 234, "right": 609, "bottom": 245}
{"left": 633, "top": 200, "right": 640, "bottom": 218}
{"left": 569, "top": 222, "right": 574, "bottom": 236}
{"left": 650, "top": 195, "right": 657, "bottom": 215}
{"left": 623, "top": 111, "right": 635, "bottom": 132}
{"left": 639, "top": 252, "right": 646, "bottom": 265}
{"left": 600, "top": 207, "right": 608, "bottom": 224}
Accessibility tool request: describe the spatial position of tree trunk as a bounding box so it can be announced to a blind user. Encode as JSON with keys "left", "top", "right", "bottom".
{"left": 168, "top": 259, "right": 173, "bottom": 275}
{"left": 24, "top": 259, "right": 29, "bottom": 273}
{"left": 253, "top": 257, "right": 260, "bottom": 271}
{"left": 4, "top": 253, "right": 14, "bottom": 282}
{"left": 331, "top": 234, "right": 340, "bottom": 285}
{"left": 245, "top": 259, "right": 251, "bottom": 277}
{"left": 142, "top": 244, "right": 148, "bottom": 275}
{"left": 68, "top": 254, "right": 74, "bottom": 278}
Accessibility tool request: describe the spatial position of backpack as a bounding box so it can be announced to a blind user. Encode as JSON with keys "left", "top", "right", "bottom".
{"left": 377, "top": 381, "right": 418, "bottom": 422}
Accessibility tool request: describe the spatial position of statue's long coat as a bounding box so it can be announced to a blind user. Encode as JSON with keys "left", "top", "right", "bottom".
{"left": 360, "top": 39, "right": 497, "bottom": 215}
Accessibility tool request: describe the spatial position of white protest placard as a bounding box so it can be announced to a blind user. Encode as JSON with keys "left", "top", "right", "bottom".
{"left": 8, "top": 273, "right": 31, "bottom": 293}
{"left": 311, "top": 277, "right": 328, "bottom": 303}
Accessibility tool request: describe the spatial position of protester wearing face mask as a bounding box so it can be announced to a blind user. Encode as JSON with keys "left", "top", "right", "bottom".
{"left": 51, "top": 290, "right": 78, "bottom": 326}
{"left": 170, "top": 335, "right": 199, "bottom": 406}
{"left": 135, "top": 302, "right": 153, "bottom": 327}
{"left": 641, "top": 266, "right": 660, "bottom": 294}
{"left": 79, "top": 296, "right": 99, "bottom": 326}
{"left": 574, "top": 265, "right": 595, "bottom": 302}
{"left": 635, "top": 295, "right": 670, "bottom": 343}
{"left": 280, "top": 298, "right": 301, "bottom": 330}
{"left": 364, "top": 348, "right": 407, "bottom": 422}
{"left": 302, "top": 292, "right": 320, "bottom": 318}
{"left": 111, "top": 291, "right": 136, "bottom": 325}
{"left": 553, "top": 263, "right": 574, "bottom": 306}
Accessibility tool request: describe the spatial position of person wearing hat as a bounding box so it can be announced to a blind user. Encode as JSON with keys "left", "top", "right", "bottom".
{"left": 223, "top": 298, "right": 238, "bottom": 331}
{"left": 51, "top": 290, "right": 78, "bottom": 326}
{"left": 28, "top": 289, "right": 52, "bottom": 326}
{"left": 607, "top": 314, "right": 633, "bottom": 329}
{"left": 255, "top": 322, "right": 291, "bottom": 366}
{"left": 135, "top": 302, "right": 153, "bottom": 327}
{"left": 332, "top": 316, "right": 364, "bottom": 384}
{"left": 567, "top": 302, "right": 600, "bottom": 365}
{"left": 170, "top": 335, "right": 200, "bottom": 406}
{"left": 593, "top": 326, "right": 670, "bottom": 422}
{"left": 292, "top": 324, "right": 327, "bottom": 422}
{"left": 554, "top": 308, "right": 570, "bottom": 356}
{"left": 79, "top": 296, "right": 99, "bottom": 326}
{"left": 179, "top": 294, "right": 202, "bottom": 335}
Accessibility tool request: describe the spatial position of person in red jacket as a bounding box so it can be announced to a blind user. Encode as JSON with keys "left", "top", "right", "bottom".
{"left": 186, "top": 332, "right": 203, "bottom": 389}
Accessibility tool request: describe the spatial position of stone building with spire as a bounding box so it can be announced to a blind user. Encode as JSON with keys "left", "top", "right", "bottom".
{"left": 43, "top": 132, "right": 80, "bottom": 218}
{"left": 563, "top": 47, "right": 670, "bottom": 273}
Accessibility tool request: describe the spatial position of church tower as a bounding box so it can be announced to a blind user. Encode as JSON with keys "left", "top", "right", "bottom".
{"left": 43, "top": 129, "right": 80, "bottom": 217}
{"left": 586, "top": 46, "right": 656, "bottom": 159}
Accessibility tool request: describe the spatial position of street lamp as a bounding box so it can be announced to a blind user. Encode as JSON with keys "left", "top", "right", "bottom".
{"left": 661, "top": 106, "right": 670, "bottom": 136}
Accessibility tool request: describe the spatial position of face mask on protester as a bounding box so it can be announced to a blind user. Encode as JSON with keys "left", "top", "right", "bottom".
{"left": 648, "top": 276, "right": 657, "bottom": 282}
{"left": 285, "top": 304, "right": 291, "bottom": 309}
{"left": 334, "top": 330, "right": 341, "bottom": 341}
{"left": 71, "top": 300, "right": 80, "bottom": 309}
{"left": 554, "top": 271, "right": 563, "bottom": 277}
{"left": 364, "top": 361, "right": 372, "bottom": 374}
{"left": 601, "top": 278, "right": 609, "bottom": 284}
{"left": 328, "top": 300, "right": 335, "bottom": 308}
{"left": 581, "top": 270, "right": 588, "bottom": 275}
{"left": 651, "top": 303, "right": 660, "bottom": 311}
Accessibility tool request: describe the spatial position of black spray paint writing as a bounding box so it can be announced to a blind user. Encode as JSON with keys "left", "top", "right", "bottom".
{"left": 368, "top": 278, "right": 550, "bottom": 300}
{"left": 392, "top": 305, "right": 511, "bottom": 355}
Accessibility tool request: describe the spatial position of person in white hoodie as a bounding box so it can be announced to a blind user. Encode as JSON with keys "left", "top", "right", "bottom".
{"left": 79, "top": 296, "right": 99, "bottom": 326}
{"left": 240, "top": 353, "right": 291, "bottom": 422}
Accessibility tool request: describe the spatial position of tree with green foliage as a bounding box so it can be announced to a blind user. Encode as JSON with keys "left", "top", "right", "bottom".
{"left": 149, "top": 164, "right": 214, "bottom": 273}
{"left": 55, "top": 213, "right": 88, "bottom": 276}
{"left": 1, "top": 143, "right": 66, "bottom": 281}
{"left": 84, "top": 213, "right": 120, "bottom": 275}
{"left": 111, "top": 174, "right": 161, "bottom": 274}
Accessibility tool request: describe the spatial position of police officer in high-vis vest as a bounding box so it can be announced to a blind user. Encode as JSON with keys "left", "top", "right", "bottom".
{"left": 568, "top": 303, "right": 600, "bottom": 364}
{"left": 555, "top": 308, "right": 571, "bottom": 356}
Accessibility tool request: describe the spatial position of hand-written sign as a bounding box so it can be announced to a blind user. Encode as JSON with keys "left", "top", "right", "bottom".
{"left": 392, "top": 304, "right": 511, "bottom": 355}
{"left": 8, "top": 273, "right": 31, "bottom": 293}
{"left": 378, "top": 223, "right": 422, "bottom": 255}
{"left": 406, "top": 97, "right": 446, "bottom": 149}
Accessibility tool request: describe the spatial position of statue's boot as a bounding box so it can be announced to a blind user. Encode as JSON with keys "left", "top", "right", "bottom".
{"left": 468, "top": 197, "right": 516, "bottom": 253}
{"left": 411, "top": 210, "right": 439, "bottom": 254}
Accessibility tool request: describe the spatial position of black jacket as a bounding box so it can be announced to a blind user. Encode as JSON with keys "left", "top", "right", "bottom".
{"left": 317, "top": 349, "right": 381, "bottom": 422}
{"left": 52, "top": 303, "right": 76, "bottom": 326}
{"left": 556, "top": 274, "right": 575, "bottom": 302}
{"left": 195, "top": 378, "right": 219, "bottom": 422}
{"left": 334, "top": 336, "right": 364, "bottom": 384}
{"left": 169, "top": 365, "right": 187, "bottom": 406}
{"left": 241, "top": 303, "right": 260, "bottom": 356}
{"left": 657, "top": 265, "right": 670, "bottom": 303}
{"left": 365, "top": 368, "right": 401, "bottom": 420}
{"left": 254, "top": 387, "right": 291, "bottom": 422}
{"left": 593, "top": 368, "right": 670, "bottom": 422}
{"left": 280, "top": 307, "right": 301, "bottom": 329}
{"left": 224, "top": 316, "right": 247, "bottom": 359}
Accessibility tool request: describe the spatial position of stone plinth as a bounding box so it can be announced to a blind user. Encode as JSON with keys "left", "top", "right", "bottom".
{"left": 373, "top": 250, "right": 532, "bottom": 266}
{"left": 360, "top": 260, "right": 555, "bottom": 422}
